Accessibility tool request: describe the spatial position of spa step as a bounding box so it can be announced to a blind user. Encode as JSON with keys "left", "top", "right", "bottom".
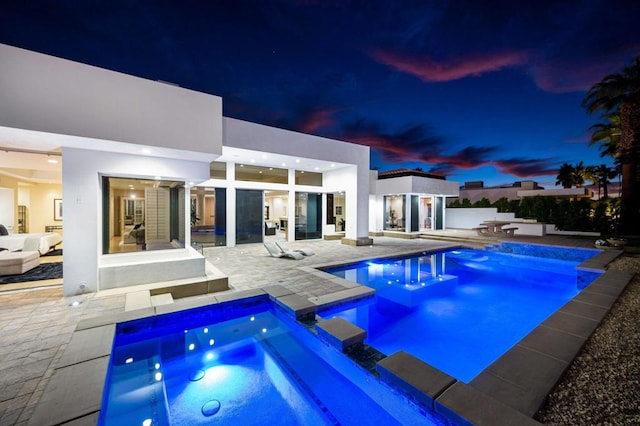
{"left": 125, "top": 290, "right": 152, "bottom": 311}
{"left": 145, "top": 272, "right": 228, "bottom": 299}
{"left": 150, "top": 293, "right": 174, "bottom": 306}
{"left": 98, "top": 260, "right": 229, "bottom": 300}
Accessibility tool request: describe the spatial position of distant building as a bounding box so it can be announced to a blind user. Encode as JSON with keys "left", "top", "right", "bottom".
{"left": 451, "top": 180, "right": 592, "bottom": 204}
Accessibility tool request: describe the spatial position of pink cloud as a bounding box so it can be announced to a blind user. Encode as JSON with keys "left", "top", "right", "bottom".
{"left": 531, "top": 45, "right": 640, "bottom": 93}
{"left": 531, "top": 61, "right": 617, "bottom": 93}
{"left": 492, "top": 158, "right": 557, "bottom": 178}
{"left": 564, "top": 132, "right": 590, "bottom": 144}
{"left": 370, "top": 49, "right": 529, "bottom": 82}
{"left": 370, "top": 44, "right": 640, "bottom": 94}
{"left": 347, "top": 134, "right": 427, "bottom": 163}
{"left": 340, "top": 121, "right": 558, "bottom": 178}
{"left": 299, "top": 109, "right": 337, "bottom": 133}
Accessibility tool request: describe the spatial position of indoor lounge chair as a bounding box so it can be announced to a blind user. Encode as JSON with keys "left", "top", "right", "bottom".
{"left": 264, "top": 241, "right": 304, "bottom": 260}
{"left": 275, "top": 240, "right": 315, "bottom": 256}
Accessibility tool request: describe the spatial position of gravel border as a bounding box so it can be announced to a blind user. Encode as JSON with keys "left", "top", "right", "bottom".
{"left": 536, "top": 255, "right": 640, "bottom": 425}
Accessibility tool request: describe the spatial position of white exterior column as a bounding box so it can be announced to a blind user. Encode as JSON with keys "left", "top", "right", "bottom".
{"left": 226, "top": 163, "right": 236, "bottom": 247}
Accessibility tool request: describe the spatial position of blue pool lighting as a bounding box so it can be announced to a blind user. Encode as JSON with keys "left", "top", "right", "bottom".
{"left": 320, "top": 245, "right": 602, "bottom": 383}
{"left": 99, "top": 298, "right": 444, "bottom": 425}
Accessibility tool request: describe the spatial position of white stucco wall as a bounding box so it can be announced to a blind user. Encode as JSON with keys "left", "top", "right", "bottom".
{"left": 409, "top": 176, "right": 459, "bottom": 196}
{"left": 0, "top": 43, "right": 222, "bottom": 156}
{"left": 375, "top": 176, "right": 459, "bottom": 196}
{"left": 445, "top": 208, "right": 516, "bottom": 229}
{"left": 224, "top": 118, "right": 370, "bottom": 240}
{"left": 324, "top": 166, "right": 364, "bottom": 239}
{"left": 62, "top": 147, "right": 211, "bottom": 295}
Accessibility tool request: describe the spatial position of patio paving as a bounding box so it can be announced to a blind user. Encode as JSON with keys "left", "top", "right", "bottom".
{"left": 0, "top": 233, "right": 631, "bottom": 425}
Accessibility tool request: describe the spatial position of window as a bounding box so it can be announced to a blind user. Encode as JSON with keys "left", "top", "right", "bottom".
{"left": 295, "top": 170, "right": 322, "bottom": 186}
{"left": 235, "top": 164, "right": 288, "bottom": 184}
{"left": 102, "top": 176, "right": 186, "bottom": 254}
{"left": 190, "top": 187, "right": 226, "bottom": 247}
{"left": 384, "top": 195, "right": 405, "bottom": 231}
{"left": 210, "top": 162, "right": 227, "bottom": 179}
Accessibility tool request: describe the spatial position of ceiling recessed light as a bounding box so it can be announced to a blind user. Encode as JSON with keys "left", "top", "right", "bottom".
{"left": 141, "top": 148, "right": 151, "bottom": 154}
{"left": 250, "top": 159, "right": 256, "bottom": 163}
{"left": 315, "top": 167, "right": 319, "bottom": 171}
{"left": 154, "top": 176, "right": 161, "bottom": 180}
{"left": 331, "top": 163, "right": 335, "bottom": 167}
{"left": 281, "top": 163, "right": 286, "bottom": 167}
{"left": 295, "top": 159, "right": 300, "bottom": 163}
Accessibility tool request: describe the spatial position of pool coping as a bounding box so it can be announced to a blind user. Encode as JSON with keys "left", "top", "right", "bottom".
{"left": 308, "top": 245, "right": 632, "bottom": 424}
{"left": 27, "top": 247, "right": 632, "bottom": 426}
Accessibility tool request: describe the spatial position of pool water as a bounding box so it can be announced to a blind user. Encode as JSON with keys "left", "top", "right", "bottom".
{"left": 100, "top": 298, "right": 442, "bottom": 425}
{"left": 320, "top": 246, "right": 602, "bottom": 383}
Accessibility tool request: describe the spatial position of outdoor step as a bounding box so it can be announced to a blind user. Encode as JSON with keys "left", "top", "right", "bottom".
{"left": 150, "top": 293, "right": 174, "bottom": 306}
{"left": 124, "top": 290, "right": 152, "bottom": 312}
{"left": 97, "top": 260, "right": 229, "bottom": 300}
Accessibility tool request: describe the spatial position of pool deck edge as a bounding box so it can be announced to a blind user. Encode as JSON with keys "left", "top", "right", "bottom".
{"left": 26, "top": 245, "right": 634, "bottom": 426}
{"left": 468, "top": 268, "right": 635, "bottom": 419}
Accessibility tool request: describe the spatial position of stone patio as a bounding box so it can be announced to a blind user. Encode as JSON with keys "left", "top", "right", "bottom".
{"left": 0, "top": 233, "right": 633, "bottom": 425}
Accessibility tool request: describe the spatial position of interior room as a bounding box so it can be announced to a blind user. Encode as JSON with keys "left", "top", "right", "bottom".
{"left": 0, "top": 149, "right": 63, "bottom": 238}
{"left": 0, "top": 149, "right": 64, "bottom": 289}
{"left": 190, "top": 186, "right": 227, "bottom": 248}
{"left": 105, "top": 176, "right": 187, "bottom": 254}
{"left": 264, "top": 190, "right": 288, "bottom": 239}
{"left": 327, "top": 192, "right": 346, "bottom": 234}
{"left": 384, "top": 194, "right": 406, "bottom": 231}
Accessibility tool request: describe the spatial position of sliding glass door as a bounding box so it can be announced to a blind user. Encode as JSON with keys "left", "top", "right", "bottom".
{"left": 295, "top": 192, "right": 322, "bottom": 240}
{"left": 236, "top": 189, "right": 263, "bottom": 244}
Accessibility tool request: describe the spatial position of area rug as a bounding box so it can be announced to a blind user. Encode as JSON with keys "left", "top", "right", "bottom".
{"left": 42, "top": 249, "right": 63, "bottom": 257}
{"left": 0, "top": 262, "right": 62, "bottom": 284}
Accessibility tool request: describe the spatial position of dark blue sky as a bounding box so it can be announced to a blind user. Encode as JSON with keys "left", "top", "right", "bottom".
{"left": 2, "top": 0, "right": 639, "bottom": 188}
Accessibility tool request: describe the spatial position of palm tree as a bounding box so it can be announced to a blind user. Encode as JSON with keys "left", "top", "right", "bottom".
{"left": 556, "top": 163, "right": 575, "bottom": 188}
{"left": 584, "top": 165, "right": 600, "bottom": 197}
{"left": 588, "top": 114, "right": 622, "bottom": 199}
{"left": 586, "top": 164, "right": 617, "bottom": 199}
{"left": 583, "top": 56, "right": 640, "bottom": 235}
{"left": 597, "top": 163, "right": 618, "bottom": 199}
{"left": 572, "top": 161, "right": 586, "bottom": 188}
{"left": 589, "top": 113, "right": 621, "bottom": 159}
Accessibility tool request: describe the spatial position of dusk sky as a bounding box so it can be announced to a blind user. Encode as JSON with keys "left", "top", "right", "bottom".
{"left": 2, "top": 1, "right": 639, "bottom": 188}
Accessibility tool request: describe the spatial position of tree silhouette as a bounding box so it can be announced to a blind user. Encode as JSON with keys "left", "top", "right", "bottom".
{"left": 556, "top": 163, "right": 575, "bottom": 188}
{"left": 583, "top": 56, "right": 640, "bottom": 235}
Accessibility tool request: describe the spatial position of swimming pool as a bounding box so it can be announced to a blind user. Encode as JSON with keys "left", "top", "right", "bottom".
{"left": 99, "top": 296, "right": 444, "bottom": 425}
{"left": 320, "top": 245, "right": 602, "bottom": 383}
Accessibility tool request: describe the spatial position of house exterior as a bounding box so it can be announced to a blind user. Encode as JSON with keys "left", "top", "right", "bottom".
{"left": 0, "top": 43, "right": 371, "bottom": 296}
{"left": 369, "top": 169, "right": 459, "bottom": 233}
{"left": 454, "top": 180, "right": 592, "bottom": 204}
